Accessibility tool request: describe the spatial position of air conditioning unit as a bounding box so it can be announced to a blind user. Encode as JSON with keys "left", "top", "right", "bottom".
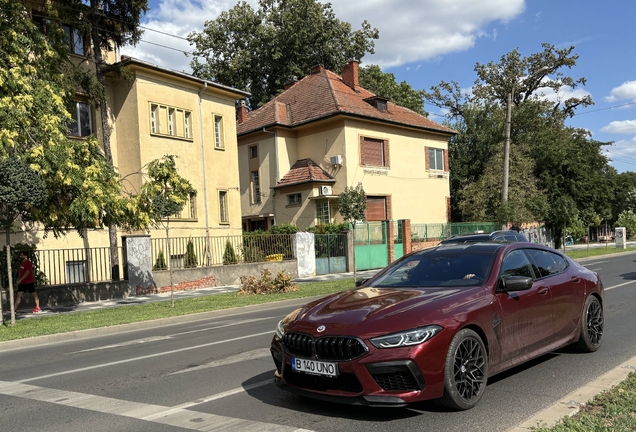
{"left": 319, "top": 185, "right": 333, "bottom": 196}
{"left": 330, "top": 155, "right": 343, "bottom": 166}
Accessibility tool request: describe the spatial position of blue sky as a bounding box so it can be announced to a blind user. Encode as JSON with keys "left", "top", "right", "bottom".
{"left": 132, "top": 0, "right": 636, "bottom": 173}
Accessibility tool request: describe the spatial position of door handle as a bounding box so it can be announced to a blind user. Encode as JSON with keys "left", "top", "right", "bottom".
{"left": 571, "top": 276, "right": 581, "bottom": 283}
{"left": 538, "top": 287, "right": 549, "bottom": 295}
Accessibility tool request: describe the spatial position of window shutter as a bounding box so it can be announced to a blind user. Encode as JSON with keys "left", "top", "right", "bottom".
{"left": 366, "top": 197, "right": 387, "bottom": 221}
{"left": 383, "top": 140, "right": 390, "bottom": 167}
{"left": 360, "top": 137, "right": 384, "bottom": 166}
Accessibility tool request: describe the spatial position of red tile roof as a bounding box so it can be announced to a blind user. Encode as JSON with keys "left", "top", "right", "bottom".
{"left": 274, "top": 159, "right": 336, "bottom": 189}
{"left": 237, "top": 66, "right": 456, "bottom": 136}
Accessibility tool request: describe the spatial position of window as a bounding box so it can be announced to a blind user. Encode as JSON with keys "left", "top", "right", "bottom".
{"left": 66, "top": 260, "right": 86, "bottom": 284}
{"left": 249, "top": 146, "right": 258, "bottom": 158}
{"left": 500, "top": 250, "right": 535, "bottom": 278}
{"left": 149, "top": 103, "right": 192, "bottom": 139}
{"left": 251, "top": 171, "right": 261, "bottom": 204}
{"left": 429, "top": 148, "right": 445, "bottom": 171}
{"left": 526, "top": 249, "right": 568, "bottom": 278}
{"left": 287, "top": 193, "right": 302, "bottom": 205}
{"left": 214, "top": 115, "right": 224, "bottom": 148}
{"left": 219, "top": 190, "right": 228, "bottom": 224}
{"left": 316, "top": 200, "right": 331, "bottom": 224}
{"left": 360, "top": 137, "right": 389, "bottom": 167}
{"left": 62, "top": 24, "right": 84, "bottom": 55}
{"left": 187, "top": 193, "right": 197, "bottom": 219}
{"left": 68, "top": 101, "right": 92, "bottom": 137}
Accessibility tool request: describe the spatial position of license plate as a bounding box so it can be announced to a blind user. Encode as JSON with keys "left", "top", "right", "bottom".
{"left": 292, "top": 357, "right": 338, "bottom": 377}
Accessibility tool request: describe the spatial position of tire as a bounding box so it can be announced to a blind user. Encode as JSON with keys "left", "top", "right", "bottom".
{"left": 439, "top": 329, "right": 488, "bottom": 410}
{"left": 576, "top": 295, "right": 603, "bottom": 352}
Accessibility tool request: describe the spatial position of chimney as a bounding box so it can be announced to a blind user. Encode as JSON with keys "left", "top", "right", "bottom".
{"left": 341, "top": 60, "right": 359, "bottom": 89}
{"left": 236, "top": 100, "right": 248, "bottom": 124}
{"left": 310, "top": 64, "right": 325, "bottom": 74}
{"left": 284, "top": 76, "right": 298, "bottom": 91}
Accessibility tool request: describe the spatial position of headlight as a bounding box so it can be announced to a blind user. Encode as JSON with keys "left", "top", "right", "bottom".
{"left": 275, "top": 320, "right": 286, "bottom": 339}
{"left": 370, "top": 325, "right": 443, "bottom": 349}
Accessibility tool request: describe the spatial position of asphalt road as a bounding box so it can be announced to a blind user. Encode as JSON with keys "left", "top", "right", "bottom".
{"left": 1, "top": 251, "right": 635, "bottom": 432}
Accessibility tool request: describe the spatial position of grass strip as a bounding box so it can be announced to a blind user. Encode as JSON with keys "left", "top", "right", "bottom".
{"left": 0, "top": 279, "right": 354, "bottom": 342}
{"left": 565, "top": 246, "right": 636, "bottom": 259}
{"left": 532, "top": 371, "right": 636, "bottom": 431}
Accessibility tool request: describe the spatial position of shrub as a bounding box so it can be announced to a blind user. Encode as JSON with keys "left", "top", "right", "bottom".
{"left": 238, "top": 269, "right": 297, "bottom": 295}
{"left": 308, "top": 223, "right": 350, "bottom": 234}
{"left": 222, "top": 240, "right": 238, "bottom": 265}
{"left": 184, "top": 240, "right": 197, "bottom": 268}
{"left": 268, "top": 223, "right": 299, "bottom": 234}
{"left": 617, "top": 210, "right": 636, "bottom": 239}
{"left": 153, "top": 250, "right": 167, "bottom": 270}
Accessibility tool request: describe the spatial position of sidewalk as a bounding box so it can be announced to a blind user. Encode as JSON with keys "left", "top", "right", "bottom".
{"left": 2, "top": 269, "right": 380, "bottom": 322}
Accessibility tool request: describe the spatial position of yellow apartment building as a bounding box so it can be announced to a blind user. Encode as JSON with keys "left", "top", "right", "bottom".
{"left": 236, "top": 61, "right": 457, "bottom": 231}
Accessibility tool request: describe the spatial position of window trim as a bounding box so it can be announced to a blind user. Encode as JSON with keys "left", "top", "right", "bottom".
{"left": 218, "top": 190, "right": 229, "bottom": 224}
{"left": 214, "top": 115, "right": 224, "bottom": 149}
{"left": 315, "top": 199, "right": 331, "bottom": 225}
{"left": 359, "top": 136, "right": 389, "bottom": 168}
{"left": 149, "top": 102, "right": 193, "bottom": 141}
{"left": 249, "top": 145, "right": 258, "bottom": 159}
{"left": 428, "top": 147, "right": 445, "bottom": 171}
{"left": 68, "top": 100, "right": 93, "bottom": 138}
{"left": 62, "top": 24, "right": 85, "bottom": 56}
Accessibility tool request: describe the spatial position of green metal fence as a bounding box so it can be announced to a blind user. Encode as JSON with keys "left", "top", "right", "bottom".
{"left": 410, "top": 222, "right": 500, "bottom": 242}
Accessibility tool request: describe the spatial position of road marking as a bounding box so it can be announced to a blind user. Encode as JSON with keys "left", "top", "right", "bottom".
{"left": 19, "top": 331, "right": 274, "bottom": 383}
{"left": 0, "top": 380, "right": 311, "bottom": 432}
{"left": 70, "top": 317, "right": 277, "bottom": 354}
{"left": 605, "top": 280, "right": 636, "bottom": 291}
{"left": 169, "top": 348, "right": 271, "bottom": 375}
{"left": 167, "top": 379, "right": 272, "bottom": 411}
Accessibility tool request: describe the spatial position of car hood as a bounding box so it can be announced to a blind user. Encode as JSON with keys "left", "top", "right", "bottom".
{"left": 288, "top": 286, "right": 484, "bottom": 338}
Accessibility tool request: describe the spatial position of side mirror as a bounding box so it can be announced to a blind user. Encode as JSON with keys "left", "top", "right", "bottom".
{"left": 355, "top": 278, "right": 368, "bottom": 287}
{"left": 500, "top": 276, "right": 533, "bottom": 292}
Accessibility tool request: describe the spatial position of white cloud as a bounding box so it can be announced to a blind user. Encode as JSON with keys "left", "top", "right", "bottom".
{"left": 601, "top": 119, "right": 636, "bottom": 134}
{"left": 605, "top": 81, "right": 636, "bottom": 103}
{"left": 603, "top": 136, "right": 636, "bottom": 165}
{"left": 127, "top": 0, "right": 526, "bottom": 73}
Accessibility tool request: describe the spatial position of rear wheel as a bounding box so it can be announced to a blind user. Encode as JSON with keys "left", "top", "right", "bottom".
{"left": 439, "top": 329, "right": 488, "bottom": 410}
{"left": 577, "top": 295, "right": 603, "bottom": 352}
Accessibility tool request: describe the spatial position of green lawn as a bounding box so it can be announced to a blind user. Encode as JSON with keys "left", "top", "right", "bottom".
{"left": 565, "top": 245, "right": 636, "bottom": 260}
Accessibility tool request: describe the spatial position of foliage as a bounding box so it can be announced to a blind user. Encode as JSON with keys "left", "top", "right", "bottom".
{"left": 359, "top": 65, "right": 427, "bottom": 115}
{"left": 308, "top": 223, "right": 350, "bottom": 234}
{"left": 268, "top": 223, "right": 299, "bottom": 234}
{"left": 238, "top": 269, "right": 298, "bottom": 295}
{"left": 336, "top": 183, "right": 367, "bottom": 224}
{"left": 0, "top": 158, "right": 47, "bottom": 230}
{"left": 566, "top": 216, "right": 588, "bottom": 242}
{"left": 183, "top": 240, "right": 197, "bottom": 268}
{"left": 153, "top": 250, "right": 167, "bottom": 271}
{"left": 222, "top": 240, "right": 238, "bottom": 265}
{"left": 616, "top": 210, "right": 636, "bottom": 239}
{"left": 188, "top": 0, "right": 379, "bottom": 109}
{"left": 0, "top": 244, "right": 47, "bottom": 288}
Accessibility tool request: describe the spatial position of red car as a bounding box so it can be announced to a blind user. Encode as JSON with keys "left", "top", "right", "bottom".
{"left": 270, "top": 242, "right": 604, "bottom": 409}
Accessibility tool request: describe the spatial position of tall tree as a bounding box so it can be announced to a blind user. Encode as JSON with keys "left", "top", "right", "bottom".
{"left": 55, "top": 0, "right": 149, "bottom": 279}
{"left": 358, "top": 65, "right": 427, "bottom": 115}
{"left": 336, "top": 183, "right": 366, "bottom": 283}
{"left": 188, "top": 0, "right": 379, "bottom": 108}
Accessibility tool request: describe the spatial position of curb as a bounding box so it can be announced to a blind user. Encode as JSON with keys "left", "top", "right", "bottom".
{"left": 509, "top": 354, "right": 636, "bottom": 431}
{"left": 0, "top": 295, "right": 324, "bottom": 352}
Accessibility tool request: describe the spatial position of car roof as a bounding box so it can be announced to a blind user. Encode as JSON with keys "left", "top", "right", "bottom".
{"left": 440, "top": 230, "right": 526, "bottom": 244}
{"left": 418, "top": 242, "right": 506, "bottom": 255}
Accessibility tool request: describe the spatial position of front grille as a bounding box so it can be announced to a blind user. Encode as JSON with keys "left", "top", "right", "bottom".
{"left": 282, "top": 332, "right": 367, "bottom": 361}
{"left": 284, "top": 363, "right": 363, "bottom": 393}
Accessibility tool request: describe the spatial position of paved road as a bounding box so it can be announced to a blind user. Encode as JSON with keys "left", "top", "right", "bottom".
{"left": 0, "top": 252, "right": 635, "bottom": 431}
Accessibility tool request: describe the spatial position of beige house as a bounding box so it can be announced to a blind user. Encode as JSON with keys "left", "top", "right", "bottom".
{"left": 236, "top": 61, "right": 456, "bottom": 231}
{"left": 9, "top": 3, "right": 249, "bottom": 252}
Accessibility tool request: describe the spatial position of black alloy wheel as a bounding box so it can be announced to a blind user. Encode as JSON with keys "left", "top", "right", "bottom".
{"left": 577, "top": 295, "right": 603, "bottom": 352}
{"left": 440, "top": 329, "right": 488, "bottom": 410}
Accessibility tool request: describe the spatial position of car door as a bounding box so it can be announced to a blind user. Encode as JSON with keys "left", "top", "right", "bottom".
{"left": 495, "top": 249, "right": 554, "bottom": 363}
{"left": 526, "top": 249, "right": 585, "bottom": 340}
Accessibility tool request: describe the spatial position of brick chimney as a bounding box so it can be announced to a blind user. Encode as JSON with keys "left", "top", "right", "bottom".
{"left": 284, "top": 76, "right": 298, "bottom": 90}
{"left": 341, "top": 60, "right": 359, "bottom": 89}
{"left": 236, "top": 100, "right": 248, "bottom": 124}
{"left": 310, "top": 64, "right": 325, "bottom": 74}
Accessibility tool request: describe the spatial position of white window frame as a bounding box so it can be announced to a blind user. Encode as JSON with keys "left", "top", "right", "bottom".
{"left": 214, "top": 115, "right": 224, "bottom": 148}
{"left": 184, "top": 112, "right": 191, "bottom": 138}
{"left": 168, "top": 108, "right": 175, "bottom": 136}
{"left": 149, "top": 102, "right": 193, "bottom": 140}
{"left": 429, "top": 148, "right": 445, "bottom": 171}
{"left": 316, "top": 199, "right": 331, "bottom": 224}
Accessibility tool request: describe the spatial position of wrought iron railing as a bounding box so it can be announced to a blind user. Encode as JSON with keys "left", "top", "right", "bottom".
{"left": 410, "top": 222, "right": 500, "bottom": 241}
{"left": 35, "top": 247, "right": 124, "bottom": 286}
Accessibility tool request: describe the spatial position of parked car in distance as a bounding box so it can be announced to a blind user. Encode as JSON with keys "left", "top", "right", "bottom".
{"left": 270, "top": 242, "right": 604, "bottom": 410}
{"left": 439, "top": 230, "right": 528, "bottom": 245}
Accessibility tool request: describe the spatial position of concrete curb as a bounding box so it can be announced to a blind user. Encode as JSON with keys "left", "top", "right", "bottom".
{"left": 0, "top": 295, "right": 323, "bottom": 352}
{"left": 508, "top": 354, "right": 636, "bottom": 431}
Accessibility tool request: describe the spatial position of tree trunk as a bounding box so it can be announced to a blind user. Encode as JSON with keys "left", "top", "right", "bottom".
{"left": 90, "top": 0, "right": 119, "bottom": 280}
{"left": 5, "top": 229, "right": 15, "bottom": 326}
{"left": 352, "top": 225, "right": 357, "bottom": 285}
{"left": 166, "top": 224, "right": 174, "bottom": 307}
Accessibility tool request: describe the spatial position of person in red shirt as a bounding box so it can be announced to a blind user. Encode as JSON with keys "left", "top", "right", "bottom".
{"left": 13, "top": 251, "right": 41, "bottom": 313}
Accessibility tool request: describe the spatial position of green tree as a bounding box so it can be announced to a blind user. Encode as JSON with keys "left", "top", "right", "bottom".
{"left": 0, "top": 158, "right": 47, "bottom": 325}
{"left": 359, "top": 65, "right": 427, "bottom": 115}
{"left": 183, "top": 240, "right": 197, "bottom": 268}
{"left": 223, "top": 240, "right": 238, "bottom": 265}
{"left": 616, "top": 210, "right": 636, "bottom": 239}
{"left": 336, "top": 183, "right": 366, "bottom": 282}
{"left": 131, "top": 155, "right": 195, "bottom": 306}
{"left": 188, "top": 0, "right": 379, "bottom": 108}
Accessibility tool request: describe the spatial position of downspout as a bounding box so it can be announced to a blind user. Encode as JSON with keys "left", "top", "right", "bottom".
{"left": 262, "top": 127, "right": 278, "bottom": 226}
{"left": 198, "top": 83, "right": 211, "bottom": 265}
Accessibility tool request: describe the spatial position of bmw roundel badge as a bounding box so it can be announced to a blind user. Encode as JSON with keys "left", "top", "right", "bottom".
{"left": 317, "top": 325, "right": 326, "bottom": 333}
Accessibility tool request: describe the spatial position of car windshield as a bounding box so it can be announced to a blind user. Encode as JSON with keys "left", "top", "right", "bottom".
{"left": 372, "top": 252, "right": 496, "bottom": 288}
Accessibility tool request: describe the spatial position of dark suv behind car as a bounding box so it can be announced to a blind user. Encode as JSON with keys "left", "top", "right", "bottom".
{"left": 439, "top": 230, "right": 528, "bottom": 245}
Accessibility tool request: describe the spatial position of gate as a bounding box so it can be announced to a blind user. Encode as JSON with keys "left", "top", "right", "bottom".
{"left": 394, "top": 220, "right": 404, "bottom": 260}
{"left": 314, "top": 233, "right": 348, "bottom": 275}
{"left": 354, "top": 222, "right": 389, "bottom": 270}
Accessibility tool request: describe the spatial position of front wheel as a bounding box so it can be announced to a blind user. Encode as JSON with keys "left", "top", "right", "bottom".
{"left": 576, "top": 295, "right": 603, "bottom": 352}
{"left": 439, "top": 329, "right": 488, "bottom": 410}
